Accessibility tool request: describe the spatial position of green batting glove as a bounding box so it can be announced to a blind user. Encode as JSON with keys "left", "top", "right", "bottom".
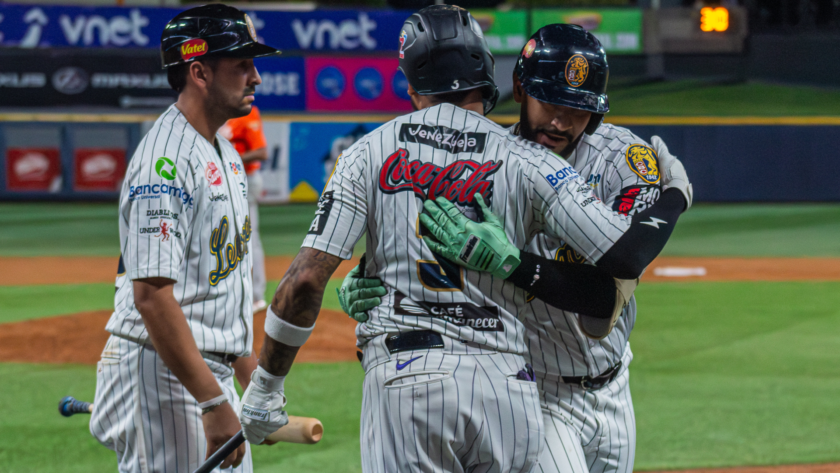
{"left": 336, "top": 264, "right": 388, "bottom": 323}
{"left": 418, "top": 193, "right": 521, "bottom": 279}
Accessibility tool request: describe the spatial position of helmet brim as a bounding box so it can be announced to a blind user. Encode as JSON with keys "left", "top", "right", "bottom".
{"left": 521, "top": 78, "right": 609, "bottom": 114}
{"left": 216, "top": 42, "right": 281, "bottom": 60}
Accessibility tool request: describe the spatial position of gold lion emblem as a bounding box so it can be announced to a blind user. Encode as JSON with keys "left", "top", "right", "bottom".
{"left": 565, "top": 54, "right": 589, "bottom": 88}
{"left": 625, "top": 144, "right": 661, "bottom": 184}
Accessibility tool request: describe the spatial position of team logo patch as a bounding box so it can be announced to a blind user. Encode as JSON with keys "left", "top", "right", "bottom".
{"left": 399, "top": 30, "right": 408, "bottom": 59}
{"left": 245, "top": 14, "right": 258, "bottom": 41}
{"left": 155, "top": 157, "right": 176, "bottom": 181}
{"left": 180, "top": 39, "right": 207, "bottom": 61}
{"left": 565, "top": 54, "right": 589, "bottom": 88}
{"left": 625, "top": 144, "right": 661, "bottom": 184}
{"left": 523, "top": 39, "right": 537, "bottom": 59}
{"left": 205, "top": 162, "right": 223, "bottom": 186}
{"left": 229, "top": 162, "right": 242, "bottom": 175}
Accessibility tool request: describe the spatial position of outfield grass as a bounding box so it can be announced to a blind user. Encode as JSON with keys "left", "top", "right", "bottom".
{"left": 4, "top": 282, "right": 840, "bottom": 472}
{"left": 493, "top": 80, "right": 840, "bottom": 116}
{"left": 2, "top": 203, "right": 840, "bottom": 258}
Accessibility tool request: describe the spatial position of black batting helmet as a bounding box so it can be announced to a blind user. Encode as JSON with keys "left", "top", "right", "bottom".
{"left": 514, "top": 24, "right": 609, "bottom": 135}
{"left": 160, "top": 4, "right": 280, "bottom": 69}
{"left": 398, "top": 5, "right": 499, "bottom": 114}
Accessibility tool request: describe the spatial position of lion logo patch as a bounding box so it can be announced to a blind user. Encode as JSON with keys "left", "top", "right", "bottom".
{"left": 625, "top": 144, "right": 661, "bottom": 184}
{"left": 565, "top": 54, "right": 589, "bottom": 88}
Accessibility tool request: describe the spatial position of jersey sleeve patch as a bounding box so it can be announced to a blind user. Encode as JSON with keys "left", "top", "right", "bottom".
{"left": 624, "top": 144, "right": 661, "bottom": 184}
{"left": 307, "top": 190, "right": 335, "bottom": 235}
{"left": 542, "top": 165, "right": 580, "bottom": 190}
{"left": 612, "top": 185, "right": 661, "bottom": 216}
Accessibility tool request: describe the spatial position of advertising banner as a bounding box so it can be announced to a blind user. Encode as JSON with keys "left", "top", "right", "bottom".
{"left": 73, "top": 148, "right": 126, "bottom": 191}
{"left": 531, "top": 9, "right": 643, "bottom": 54}
{"left": 287, "top": 122, "right": 382, "bottom": 202}
{"left": 471, "top": 10, "right": 528, "bottom": 55}
{"left": 0, "top": 50, "right": 175, "bottom": 108}
{"left": 253, "top": 57, "right": 306, "bottom": 112}
{"left": 6, "top": 148, "right": 62, "bottom": 192}
{"left": 258, "top": 121, "right": 291, "bottom": 204}
{"left": 0, "top": 5, "right": 411, "bottom": 52}
{"left": 305, "top": 57, "right": 412, "bottom": 113}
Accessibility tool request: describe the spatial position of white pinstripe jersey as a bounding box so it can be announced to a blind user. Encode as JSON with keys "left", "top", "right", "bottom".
{"left": 302, "top": 104, "right": 635, "bottom": 356}
{"left": 520, "top": 123, "right": 663, "bottom": 379}
{"left": 106, "top": 105, "right": 254, "bottom": 356}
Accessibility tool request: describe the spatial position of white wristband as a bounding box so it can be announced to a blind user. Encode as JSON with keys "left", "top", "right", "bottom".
{"left": 198, "top": 394, "right": 228, "bottom": 410}
{"left": 264, "top": 306, "right": 315, "bottom": 347}
{"left": 251, "top": 365, "right": 286, "bottom": 392}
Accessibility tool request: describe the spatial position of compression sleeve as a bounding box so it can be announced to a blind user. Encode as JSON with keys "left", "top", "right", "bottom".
{"left": 507, "top": 252, "right": 617, "bottom": 319}
{"left": 595, "top": 188, "right": 685, "bottom": 279}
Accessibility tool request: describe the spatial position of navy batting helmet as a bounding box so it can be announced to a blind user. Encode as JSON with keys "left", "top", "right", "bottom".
{"left": 160, "top": 4, "right": 280, "bottom": 69}
{"left": 514, "top": 24, "right": 609, "bottom": 134}
{"left": 398, "top": 5, "right": 499, "bottom": 114}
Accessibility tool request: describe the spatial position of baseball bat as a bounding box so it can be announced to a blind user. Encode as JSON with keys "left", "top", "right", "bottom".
{"left": 194, "top": 431, "right": 245, "bottom": 473}
{"left": 59, "top": 396, "right": 323, "bottom": 444}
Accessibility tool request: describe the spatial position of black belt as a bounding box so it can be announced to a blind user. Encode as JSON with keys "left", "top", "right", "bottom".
{"left": 385, "top": 331, "right": 445, "bottom": 354}
{"left": 204, "top": 351, "right": 239, "bottom": 365}
{"left": 562, "top": 361, "right": 622, "bottom": 391}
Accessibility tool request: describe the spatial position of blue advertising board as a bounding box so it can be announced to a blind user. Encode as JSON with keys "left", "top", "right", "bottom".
{"left": 253, "top": 57, "right": 305, "bottom": 111}
{"left": 288, "top": 122, "right": 382, "bottom": 200}
{"left": 0, "top": 4, "right": 410, "bottom": 51}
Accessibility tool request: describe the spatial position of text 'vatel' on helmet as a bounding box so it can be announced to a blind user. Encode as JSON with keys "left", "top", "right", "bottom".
{"left": 160, "top": 3, "right": 281, "bottom": 69}
{"left": 398, "top": 5, "right": 500, "bottom": 115}
{"left": 515, "top": 23, "right": 609, "bottom": 135}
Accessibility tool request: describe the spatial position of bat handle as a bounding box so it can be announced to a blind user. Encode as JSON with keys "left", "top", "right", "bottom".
{"left": 193, "top": 431, "right": 245, "bottom": 473}
{"left": 59, "top": 396, "right": 92, "bottom": 417}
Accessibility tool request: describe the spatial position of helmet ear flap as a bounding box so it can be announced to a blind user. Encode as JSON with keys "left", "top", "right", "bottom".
{"left": 484, "top": 87, "right": 500, "bottom": 115}
{"left": 585, "top": 114, "right": 603, "bottom": 135}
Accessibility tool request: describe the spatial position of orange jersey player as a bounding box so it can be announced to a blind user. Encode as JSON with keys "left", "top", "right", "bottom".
{"left": 221, "top": 105, "right": 268, "bottom": 313}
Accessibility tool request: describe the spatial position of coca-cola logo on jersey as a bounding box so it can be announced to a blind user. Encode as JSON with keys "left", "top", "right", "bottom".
{"left": 205, "top": 162, "right": 223, "bottom": 186}
{"left": 379, "top": 148, "right": 502, "bottom": 204}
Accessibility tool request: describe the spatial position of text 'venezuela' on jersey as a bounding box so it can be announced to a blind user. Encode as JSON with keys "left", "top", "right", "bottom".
{"left": 107, "top": 104, "right": 255, "bottom": 356}
{"left": 301, "top": 103, "right": 635, "bottom": 357}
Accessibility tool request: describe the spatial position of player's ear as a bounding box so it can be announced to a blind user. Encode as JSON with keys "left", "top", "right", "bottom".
{"left": 187, "top": 61, "right": 211, "bottom": 93}
{"left": 512, "top": 75, "right": 524, "bottom": 104}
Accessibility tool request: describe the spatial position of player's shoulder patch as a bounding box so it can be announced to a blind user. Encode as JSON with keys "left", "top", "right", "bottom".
{"left": 624, "top": 143, "right": 661, "bottom": 184}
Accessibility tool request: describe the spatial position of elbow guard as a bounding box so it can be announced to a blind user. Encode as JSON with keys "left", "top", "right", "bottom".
{"left": 578, "top": 278, "right": 638, "bottom": 340}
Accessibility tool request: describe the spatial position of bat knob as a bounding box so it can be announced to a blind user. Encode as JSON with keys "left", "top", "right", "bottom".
{"left": 59, "top": 396, "right": 91, "bottom": 417}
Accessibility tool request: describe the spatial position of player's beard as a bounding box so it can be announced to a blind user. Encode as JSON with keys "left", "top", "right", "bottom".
{"left": 208, "top": 80, "right": 254, "bottom": 121}
{"left": 518, "top": 118, "right": 581, "bottom": 158}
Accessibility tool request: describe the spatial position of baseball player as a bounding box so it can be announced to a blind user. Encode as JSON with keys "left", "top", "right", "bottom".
{"left": 342, "top": 24, "right": 692, "bottom": 473}
{"left": 88, "top": 5, "right": 280, "bottom": 472}
{"left": 237, "top": 6, "right": 690, "bottom": 473}
{"left": 220, "top": 105, "right": 269, "bottom": 313}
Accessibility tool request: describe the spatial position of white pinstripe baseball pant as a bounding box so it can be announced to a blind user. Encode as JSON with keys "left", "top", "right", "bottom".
{"left": 360, "top": 346, "right": 544, "bottom": 473}
{"left": 90, "top": 335, "right": 253, "bottom": 473}
{"left": 535, "top": 349, "right": 635, "bottom": 473}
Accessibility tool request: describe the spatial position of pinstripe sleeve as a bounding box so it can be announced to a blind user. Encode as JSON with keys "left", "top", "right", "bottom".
{"left": 301, "top": 143, "right": 368, "bottom": 259}
{"left": 527, "top": 151, "right": 633, "bottom": 262}
{"left": 123, "top": 148, "right": 196, "bottom": 282}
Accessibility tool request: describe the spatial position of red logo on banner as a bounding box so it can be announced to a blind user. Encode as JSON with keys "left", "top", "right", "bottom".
{"left": 205, "top": 162, "right": 223, "bottom": 186}
{"left": 74, "top": 149, "right": 126, "bottom": 191}
{"left": 6, "top": 148, "right": 61, "bottom": 191}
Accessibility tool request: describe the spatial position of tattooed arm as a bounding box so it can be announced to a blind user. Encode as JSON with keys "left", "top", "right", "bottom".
{"left": 258, "top": 247, "right": 343, "bottom": 375}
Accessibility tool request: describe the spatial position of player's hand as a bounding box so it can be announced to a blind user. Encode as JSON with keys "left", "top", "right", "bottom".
{"left": 651, "top": 135, "right": 693, "bottom": 211}
{"left": 337, "top": 264, "right": 387, "bottom": 323}
{"left": 202, "top": 400, "right": 246, "bottom": 468}
{"left": 419, "top": 194, "right": 521, "bottom": 279}
{"left": 238, "top": 366, "right": 289, "bottom": 445}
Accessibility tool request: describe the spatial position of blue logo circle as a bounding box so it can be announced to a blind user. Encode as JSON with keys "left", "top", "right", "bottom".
{"left": 354, "top": 68, "right": 383, "bottom": 101}
{"left": 392, "top": 69, "right": 410, "bottom": 101}
{"left": 315, "top": 66, "right": 345, "bottom": 100}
